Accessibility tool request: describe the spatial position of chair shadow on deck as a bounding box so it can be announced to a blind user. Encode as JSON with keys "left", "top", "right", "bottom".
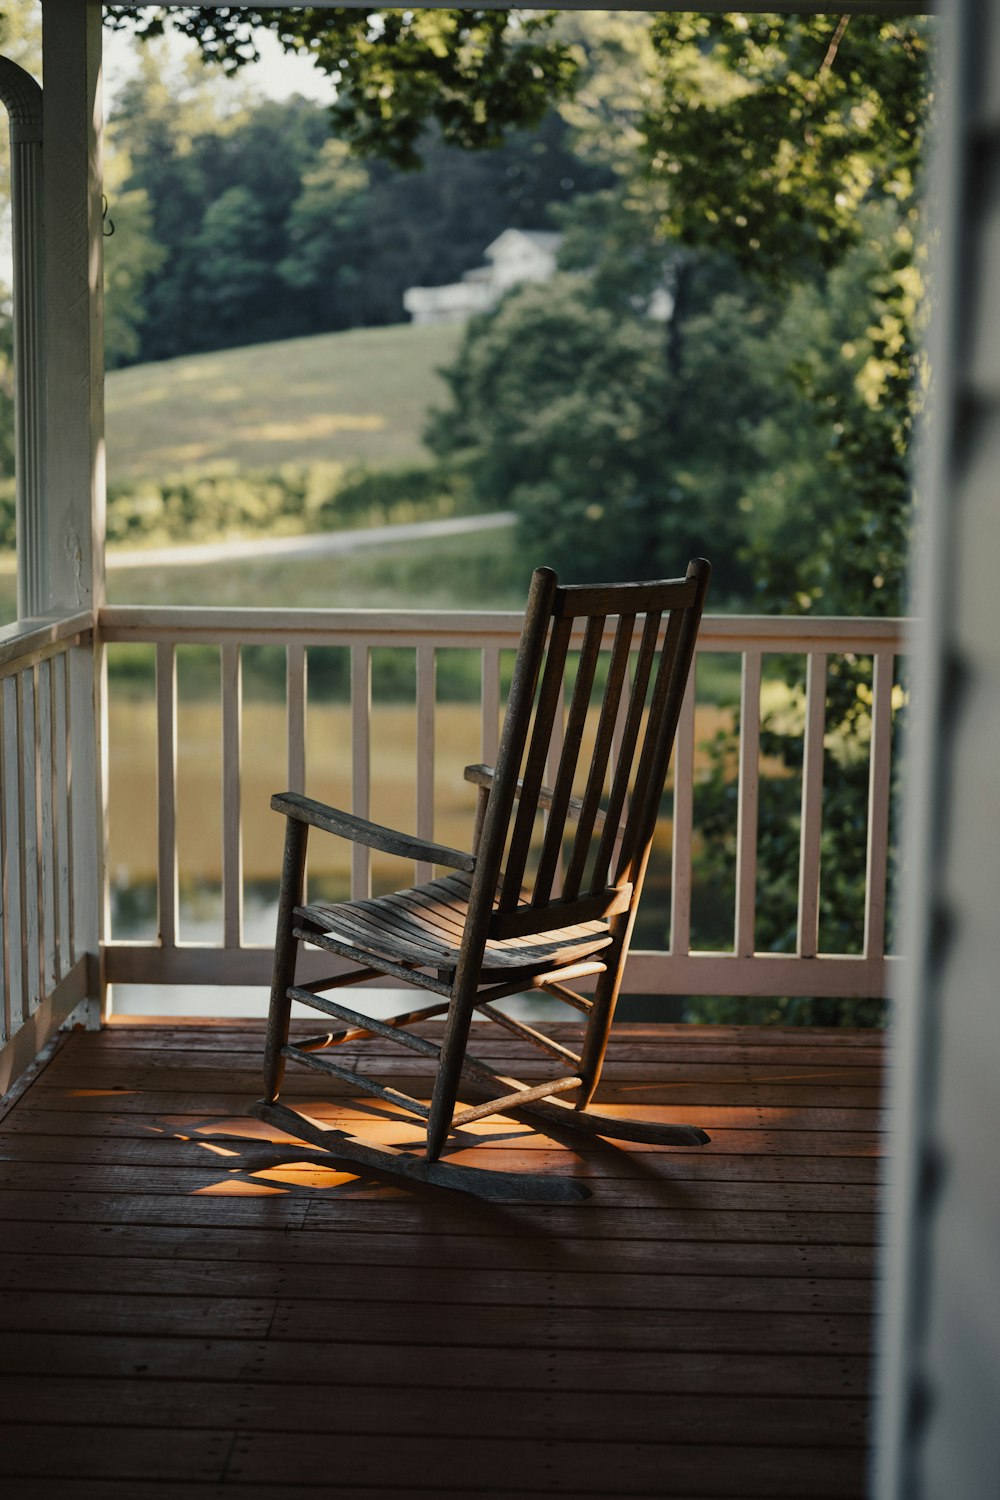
{"left": 181, "top": 1075, "right": 707, "bottom": 1207}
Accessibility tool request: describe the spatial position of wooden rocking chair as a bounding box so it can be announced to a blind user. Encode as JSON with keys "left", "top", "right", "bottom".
{"left": 252, "top": 560, "right": 712, "bottom": 1201}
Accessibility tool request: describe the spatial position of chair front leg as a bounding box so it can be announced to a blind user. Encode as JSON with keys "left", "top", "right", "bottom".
{"left": 576, "top": 919, "right": 631, "bottom": 1109}
{"left": 425, "top": 969, "right": 482, "bottom": 1162}
{"left": 262, "top": 815, "right": 309, "bottom": 1103}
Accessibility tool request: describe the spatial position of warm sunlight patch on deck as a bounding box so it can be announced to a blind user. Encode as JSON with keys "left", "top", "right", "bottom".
{"left": 0, "top": 1020, "right": 883, "bottom": 1498}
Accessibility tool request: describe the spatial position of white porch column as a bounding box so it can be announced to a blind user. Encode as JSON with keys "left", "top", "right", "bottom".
{"left": 40, "top": 0, "right": 105, "bottom": 1023}
{"left": 0, "top": 58, "right": 45, "bottom": 620}
{"left": 41, "top": 0, "right": 105, "bottom": 615}
{"left": 876, "top": 0, "right": 1000, "bottom": 1495}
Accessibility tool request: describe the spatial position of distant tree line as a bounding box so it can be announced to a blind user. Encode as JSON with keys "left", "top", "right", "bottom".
{"left": 103, "top": 41, "right": 610, "bottom": 367}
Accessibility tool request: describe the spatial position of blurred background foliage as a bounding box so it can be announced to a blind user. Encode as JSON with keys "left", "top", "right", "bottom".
{"left": 0, "top": 6, "right": 930, "bottom": 1022}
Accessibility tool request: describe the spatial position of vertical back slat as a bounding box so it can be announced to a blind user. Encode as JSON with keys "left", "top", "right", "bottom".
{"left": 53, "top": 652, "right": 70, "bottom": 982}
{"left": 221, "top": 643, "right": 243, "bottom": 950}
{"left": 609, "top": 652, "right": 631, "bottom": 879}
{"left": 734, "top": 649, "right": 762, "bottom": 959}
{"left": 473, "top": 568, "right": 558, "bottom": 892}
{"left": 37, "top": 658, "right": 57, "bottom": 995}
{"left": 797, "top": 652, "right": 827, "bottom": 959}
{"left": 415, "top": 642, "right": 435, "bottom": 885}
{"left": 351, "top": 642, "right": 371, "bottom": 900}
{"left": 864, "top": 651, "right": 895, "bottom": 961}
{"left": 590, "top": 611, "right": 661, "bottom": 893}
{"left": 499, "top": 614, "right": 572, "bottom": 909}
{"left": 669, "top": 671, "right": 696, "bottom": 957}
{"left": 19, "top": 670, "right": 40, "bottom": 1013}
{"left": 533, "top": 615, "right": 605, "bottom": 906}
{"left": 563, "top": 613, "right": 634, "bottom": 902}
{"left": 155, "top": 642, "right": 178, "bottom": 949}
{"left": 544, "top": 671, "right": 566, "bottom": 898}
{"left": 616, "top": 609, "right": 684, "bottom": 883}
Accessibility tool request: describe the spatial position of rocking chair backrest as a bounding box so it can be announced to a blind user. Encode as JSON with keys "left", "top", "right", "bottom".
{"left": 475, "top": 561, "right": 711, "bottom": 938}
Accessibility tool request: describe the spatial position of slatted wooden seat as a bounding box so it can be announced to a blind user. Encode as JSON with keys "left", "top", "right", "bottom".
{"left": 253, "top": 561, "right": 712, "bottom": 1200}
{"left": 296, "top": 871, "right": 615, "bottom": 975}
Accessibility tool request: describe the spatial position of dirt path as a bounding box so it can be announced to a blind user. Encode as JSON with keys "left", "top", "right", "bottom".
{"left": 106, "top": 511, "right": 515, "bottom": 570}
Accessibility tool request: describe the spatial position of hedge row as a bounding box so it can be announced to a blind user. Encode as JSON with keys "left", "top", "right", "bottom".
{"left": 0, "top": 461, "right": 472, "bottom": 553}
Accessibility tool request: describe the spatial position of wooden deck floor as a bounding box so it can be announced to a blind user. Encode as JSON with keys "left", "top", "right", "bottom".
{"left": 0, "top": 1018, "right": 883, "bottom": 1499}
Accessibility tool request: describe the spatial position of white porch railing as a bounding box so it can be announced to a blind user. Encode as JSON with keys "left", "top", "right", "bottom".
{"left": 100, "top": 606, "right": 906, "bottom": 1003}
{"left": 0, "top": 609, "right": 98, "bottom": 1091}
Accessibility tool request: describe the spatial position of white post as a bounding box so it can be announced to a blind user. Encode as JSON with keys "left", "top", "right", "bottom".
{"left": 40, "top": 0, "right": 105, "bottom": 1024}
{"left": 0, "top": 58, "right": 46, "bottom": 620}
{"left": 42, "top": 0, "right": 105, "bottom": 616}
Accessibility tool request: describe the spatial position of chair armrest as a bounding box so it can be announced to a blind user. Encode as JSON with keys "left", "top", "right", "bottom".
{"left": 464, "top": 763, "right": 608, "bottom": 832}
{"left": 271, "top": 791, "right": 476, "bottom": 872}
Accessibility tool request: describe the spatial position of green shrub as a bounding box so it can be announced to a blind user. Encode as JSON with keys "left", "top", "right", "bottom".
{"left": 105, "top": 460, "right": 474, "bottom": 550}
{"left": 328, "top": 463, "right": 473, "bottom": 526}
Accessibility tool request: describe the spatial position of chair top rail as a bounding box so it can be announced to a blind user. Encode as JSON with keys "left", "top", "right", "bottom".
{"left": 0, "top": 609, "right": 93, "bottom": 676}
{"left": 99, "top": 604, "right": 910, "bottom": 655}
{"left": 554, "top": 576, "right": 699, "bottom": 617}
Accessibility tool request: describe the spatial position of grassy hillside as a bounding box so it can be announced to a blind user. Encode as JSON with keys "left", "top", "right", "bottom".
{"left": 105, "top": 322, "right": 465, "bottom": 483}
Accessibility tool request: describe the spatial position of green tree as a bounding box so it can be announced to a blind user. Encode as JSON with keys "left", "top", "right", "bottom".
{"left": 637, "top": 13, "right": 932, "bottom": 621}
{"left": 277, "top": 138, "right": 370, "bottom": 329}
{"left": 429, "top": 275, "right": 676, "bottom": 581}
{"left": 102, "top": 137, "right": 168, "bottom": 368}
{"left": 191, "top": 184, "right": 273, "bottom": 338}
{"left": 643, "top": 14, "right": 929, "bottom": 286}
{"left": 737, "top": 204, "right": 918, "bottom": 619}
{"left": 428, "top": 229, "right": 781, "bottom": 600}
{"left": 108, "top": 55, "right": 330, "bottom": 357}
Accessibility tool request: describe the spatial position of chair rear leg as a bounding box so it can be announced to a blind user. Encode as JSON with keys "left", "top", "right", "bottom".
{"left": 576, "top": 929, "right": 629, "bottom": 1110}
{"left": 262, "top": 816, "right": 308, "bottom": 1103}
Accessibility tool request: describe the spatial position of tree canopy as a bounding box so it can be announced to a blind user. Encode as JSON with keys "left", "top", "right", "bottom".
{"left": 643, "top": 14, "right": 929, "bottom": 283}
{"left": 105, "top": 7, "right": 577, "bottom": 167}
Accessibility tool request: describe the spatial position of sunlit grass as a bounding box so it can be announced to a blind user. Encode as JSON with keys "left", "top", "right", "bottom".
{"left": 106, "top": 322, "right": 465, "bottom": 482}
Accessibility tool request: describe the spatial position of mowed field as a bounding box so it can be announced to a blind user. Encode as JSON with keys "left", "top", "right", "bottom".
{"left": 104, "top": 322, "right": 466, "bottom": 482}
{"left": 0, "top": 323, "right": 482, "bottom": 621}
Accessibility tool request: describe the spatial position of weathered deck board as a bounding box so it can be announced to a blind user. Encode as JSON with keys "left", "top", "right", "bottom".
{"left": 0, "top": 1019, "right": 885, "bottom": 1497}
{"left": 0, "top": 1373, "right": 870, "bottom": 1438}
{"left": 2, "top": 1334, "right": 871, "bottom": 1393}
{"left": 0, "top": 1109, "right": 886, "bottom": 1155}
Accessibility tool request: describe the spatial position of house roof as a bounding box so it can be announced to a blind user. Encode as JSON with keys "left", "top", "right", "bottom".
{"left": 484, "top": 229, "right": 562, "bottom": 259}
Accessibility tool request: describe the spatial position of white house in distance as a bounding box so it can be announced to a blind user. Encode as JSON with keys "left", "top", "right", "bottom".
{"left": 403, "top": 228, "right": 562, "bottom": 324}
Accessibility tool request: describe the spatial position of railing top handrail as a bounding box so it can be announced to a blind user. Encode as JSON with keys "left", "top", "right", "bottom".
{"left": 99, "top": 604, "right": 910, "bottom": 654}
{"left": 699, "top": 614, "right": 909, "bottom": 652}
{"left": 0, "top": 608, "right": 93, "bottom": 673}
